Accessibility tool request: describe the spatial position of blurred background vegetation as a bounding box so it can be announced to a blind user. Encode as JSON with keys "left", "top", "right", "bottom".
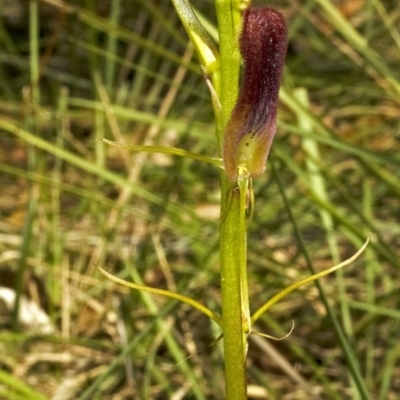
{"left": 0, "top": 0, "right": 399, "bottom": 399}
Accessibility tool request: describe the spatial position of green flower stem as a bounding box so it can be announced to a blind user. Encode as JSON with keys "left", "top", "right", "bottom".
{"left": 215, "top": 2, "right": 248, "bottom": 398}
{"left": 215, "top": 0, "right": 241, "bottom": 140}
{"left": 220, "top": 179, "right": 248, "bottom": 400}
{"left": 238, "top": 177, "right": 251, "bottom": 335}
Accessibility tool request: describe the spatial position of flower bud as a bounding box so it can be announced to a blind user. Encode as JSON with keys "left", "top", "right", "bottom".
{"left": 223, "top": 7, "right": 288, "bottom": 182}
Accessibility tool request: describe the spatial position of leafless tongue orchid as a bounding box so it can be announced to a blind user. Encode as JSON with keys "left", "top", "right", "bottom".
{"left": 223, "top": 7, "right": 288, "bottom": 182}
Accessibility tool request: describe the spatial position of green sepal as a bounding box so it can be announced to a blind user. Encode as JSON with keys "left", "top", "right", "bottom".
{"left": 171, "top": 0, "right": 219, "bottom": 75}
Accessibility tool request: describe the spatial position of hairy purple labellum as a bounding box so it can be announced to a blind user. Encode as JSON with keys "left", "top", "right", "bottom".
{"left": 223, "top": 7, "right": 288, "bottom": 182}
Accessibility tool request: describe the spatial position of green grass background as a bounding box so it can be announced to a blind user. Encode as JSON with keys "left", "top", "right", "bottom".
{"left": 0, "top": 0, "right": 399, "bottom": 398}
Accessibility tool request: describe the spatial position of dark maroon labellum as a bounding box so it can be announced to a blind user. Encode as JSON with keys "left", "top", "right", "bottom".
{"left": 223, "top": 7, "right": 288, "bottom": 182}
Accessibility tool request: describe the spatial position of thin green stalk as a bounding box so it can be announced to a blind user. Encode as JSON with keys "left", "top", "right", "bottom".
{"left": 238, "top": 178, "right": 250, "bottom": 335}
{"left": 219, "top": 182, "right": 247, "bottom": 400}
{"left": 215, "top": 0, "right": 241, "bottom": 136}
{"left": 215, "top": 1, "right": 248, "bottom": 398}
